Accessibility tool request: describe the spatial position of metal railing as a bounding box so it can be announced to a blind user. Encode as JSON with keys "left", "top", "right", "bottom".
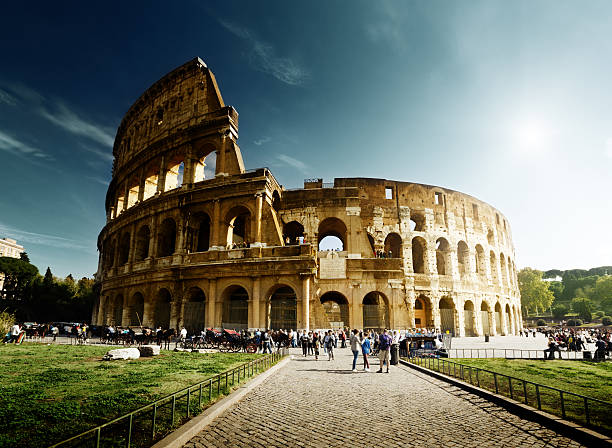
{"left": 448, "top": 348, "right": 590, "bottom": 360}
{"left": 49, "top": 352, "right": 284, "bottom": 448}
{"left": 405, "top": 355, "right": 612, "bottom": 434}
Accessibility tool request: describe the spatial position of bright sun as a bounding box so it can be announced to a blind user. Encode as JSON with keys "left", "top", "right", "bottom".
{"left": 515, "top": 119, "right": 553, "bottom": 152}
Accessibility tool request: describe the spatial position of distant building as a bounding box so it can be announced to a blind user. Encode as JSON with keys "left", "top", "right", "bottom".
{"left": 0, "top": 238, "right": 25, "bottom": 293}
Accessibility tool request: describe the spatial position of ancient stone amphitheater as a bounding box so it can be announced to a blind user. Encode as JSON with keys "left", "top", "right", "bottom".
{"left": 93, "top": 58, "right": 522, "bottom": 337}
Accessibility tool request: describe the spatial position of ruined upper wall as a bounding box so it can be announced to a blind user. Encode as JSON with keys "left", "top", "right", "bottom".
{"left": 112, "top": 58, "right": 231, "bottom": 173}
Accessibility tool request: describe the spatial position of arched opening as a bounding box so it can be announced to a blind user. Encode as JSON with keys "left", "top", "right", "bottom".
{"left": 184, "top": 287, "right": 206, "bottom": 334}
{"left": 464, "top": 301, "right": 476, "bottom": 336}
{"left": 414, "top": 295, "right": 432, "bottom": 328}
{"left": 435, "top": 237, "right": 450, "bottom": 275}
{"left": 283, "top": 221, "right": 304, "bottom": 245}
{"left": 367, "top": 233, "right": 376, "bottom": 257}
{"left": 505, "top": 303, "right": 513, "bottom": 335}
{"left": 500, "top": 253, "right": 508, "bottom": 287}
{"left": 164, "top": 157, "right": 184, "bottom": 191}
{"left": 134, "top": 226, "right": 150, "bottom": 261}
{"left": 194, "top": 213, "right": 211, "bottom": 252}
{"left": 318, "top": 217, "right": 347, "bottom": 252}
{"left": 384, "top": 233, "right": 402, "bottom": 258}
{"left": 127, "top": 177, "right": 139, "bottom": 208}
{"left": 222, "top": 286, "right": 249, "bottom": 329}
{"left": 410, "top": 212, "right": 425, "bottom": 231}
{"left": 118, "top": 232, "right": 131, "bottom": 265}
{"left": 439, "top": 296, "right": 456, "bottom": 335}
{"left": 480, "top": 301, "right": 491, "bottom": 335}
{"left": 320, "top": 291, "right": 350, "bottom": 328}
{"left": 495, "top": 302, "right": 502, "bottom": 334}
{"left": 129, "top": 292, "right": 145, "bottom": 326}
{"left": 158, "top": 218, "right": 177, "bottom": 257}
{"left": 272, "top": 191, "right": 281, "bottom": 212}
{"left": 489, "top": 251, "right": 499, "bottom": 284}
{"left": 154, "top": 288, "right": 171, "bottom": 329}
{"left": 116, "top": 191, "right": 125, "bottom": 217}
{"left": 475, "top": 244, "right": 485, "bottom": 275}
{"left": 269, "top": 286, "right": 297, "bottom": 330}
{"left": 143, "top": 164, "right": 158, "bottom": 201}
{"left": 457, "top": 241, "right": 470, "bottom": 278}
{"left": 194, "top": 150, "right": 217, "bottom": 183}
{"left": 487, "top": 229, "right": 495, "bottom": 246}
{"left": 362, "top": 292, "right": 389, "bottom": 330}
{"left": 106, "top": 238, "right": 116, "bottom": 268}
{"left": 411, "top": 236, "right": 426, "bottom": 274}
{"left": 112, "top": 295, "right": 123, "bottom": 326}
{"left": 226, "top": 206, "right": 251, "bottom": 247}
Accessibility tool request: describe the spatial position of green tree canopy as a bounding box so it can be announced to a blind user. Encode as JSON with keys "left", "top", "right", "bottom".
{"left": 552, "top": 304, "right": 568, "bottom": 319}
{"left": 0, "top": 257, "right": 39, "bottom": 301}
{"left": 571, "top": 297, "right": 593, "bottom": 322}
{"left": 518, "top": 268, "right": 555, "bottom": 315}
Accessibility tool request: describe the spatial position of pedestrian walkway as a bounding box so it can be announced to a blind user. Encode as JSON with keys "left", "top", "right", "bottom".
{"left": 183, "top": 348, "right": 584, "bottom": 447}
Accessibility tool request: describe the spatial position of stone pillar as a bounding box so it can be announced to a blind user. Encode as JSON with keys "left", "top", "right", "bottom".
{"left": 302, "top": 276, "right": 310, "bottom": 331}
{"left": 176, "top": 215, "right": 185, "bottom": 255}
{"left": 113, "top": 238, "right": 121, "bottom": 270}
{"left": 183, "top": 144, "right": 195, "bottom": 186}
{"left": 500, "top": 306, "right": 508, "bottom": 335}
{"left": 137, "top": 167, "right": 145, "bottom": 202}
{"left": 128, "top": 222, "right": 137, "bottom": 267}
{"left": 142, "top": 299, "right": 154, "bottom": 328}
{"left": 252, "top": 192, "right": 263, "bottom": 245}
{"left": 450, "top": 250, "right": 460, "bottom": 280}
{"left": 407, "top": 290, "right": 415, "bottom": 328}
{"left": 211, "top": 200, "right": 222, "bottom": 249}
{"left": 250, "top": 277, "right": 260, "bottom": 329}
{"left": 206, "top": 279, "right": 217, "bottom": 328}
{"left": 489, "top": 309, "right": 497, "bottom": 336}
{"left": 216, "top": 135, "right": 227, "bottom": 176}
{"left": 121, "top": 294, "right": 130, "bottom": 326}
{"left": 156, "top": 155, "right": 167, "bottom": 194}
{"left": 432, "top": 294, "right": 441, "bottom": 330}
{"left": 351, "top": 284, "right": 362, "bottom": 330}
{"left": 457, "top": 303, "right": 465, "bottom": 337}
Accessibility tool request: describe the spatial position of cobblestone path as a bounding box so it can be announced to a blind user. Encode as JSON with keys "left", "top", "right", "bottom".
{"left": 184, "top": 348, "right": 584, "bottom": 448}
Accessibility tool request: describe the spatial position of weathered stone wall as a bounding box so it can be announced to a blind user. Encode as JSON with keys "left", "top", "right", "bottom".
{"left": 95, "top": 58, "right": 522, "bottom": 337}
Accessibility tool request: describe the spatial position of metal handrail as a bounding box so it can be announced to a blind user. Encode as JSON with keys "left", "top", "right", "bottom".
{"left": 447, "top": 348, "right": 592, "bottom": 360}
{"left": 48, "top": 351, "right": 284, "bottom": 448}
{"left": 405, "top": 355, "right": 612, "bottom": 433}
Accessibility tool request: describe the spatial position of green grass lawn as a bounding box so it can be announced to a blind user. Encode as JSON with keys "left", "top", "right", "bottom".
{"left": 450, "top": 358, "right": 612, "bottom": 433}
{"left": 0, "top": 343, "right": 262, "bottom": 448}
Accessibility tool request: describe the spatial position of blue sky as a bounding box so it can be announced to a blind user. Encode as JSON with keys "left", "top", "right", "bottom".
{"left": 1, "top": 1, "right": 610, "bottom": 278}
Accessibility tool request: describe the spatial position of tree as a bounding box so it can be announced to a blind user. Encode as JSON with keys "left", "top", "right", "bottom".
{"left": 19, "top": 252, "right": 30, "bottom": 263}
{"left": 552, "top": 304, "right": 568, "bottom": 319}
{"left": 571, "top": 297, "right": 593, "bottom": 322}
{"left": 593, "top": 276, "right": 612, "bottom": 303}
{"left": 518, "top": 268, "right": 555, "bottom": 315}
{"left": 0, "top": 257, "right": 39, "bottom": 301}
{"left": 548, "top": 281, "right": 564, "bottom": 303}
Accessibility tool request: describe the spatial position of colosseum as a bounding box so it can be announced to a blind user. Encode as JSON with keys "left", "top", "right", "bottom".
{"left": 92, "top": 57, "right": 523, "bottom": 337}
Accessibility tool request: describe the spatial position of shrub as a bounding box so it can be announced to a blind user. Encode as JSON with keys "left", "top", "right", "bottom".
{"left": 552, "top": 304, "right": 568, "bottom": 319}
{"left": 536, "top": 319, "right": 547, "bottom": 326}
{"left": 0, "top": 310, "right": 15, "bottom": 337}
{"left": 566, "top": 318, "right": 583, "bottom": 327}
{"left": 595, "top": 311, "right": 605, "bottom": 318}
{"left": 602, "top": 316, "right": 612, "bottom": 326}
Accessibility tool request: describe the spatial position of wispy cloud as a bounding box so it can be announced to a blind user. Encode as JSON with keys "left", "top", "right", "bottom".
{"left": 277, "top": 154, "right": 308, "bottom": 173}
{"left": 0, "top": 222, "right": 91, "bottom": 251}
{"left": 0, "top": 130, "right": 52, "bottom": 160}
{"left": 85, "top": 175, "right": 110, "bottom": 186}
{"left": 365, "top": 0, "right": 407, "bottom": 52}
{"left": 40, "top": 102, "right": 115, "bottom": 147}
{"left": 254, "top": 136, "right": 271, "bottom": 146}
{"left": 0, "top": 89, "right": 17, "bottom": 106}
{"left": 80, "top": 143, "right": 114, "bottom": 162}
{"left": 219, "top": 20, "right": 310, "bottom": 86}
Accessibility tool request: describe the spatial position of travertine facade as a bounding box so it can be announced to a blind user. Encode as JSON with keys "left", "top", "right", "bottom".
{"left": 93, "top": 58, "right": 522, "bottom": 336}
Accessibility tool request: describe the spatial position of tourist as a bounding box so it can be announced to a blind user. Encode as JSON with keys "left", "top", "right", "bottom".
{"left": 308, "top": 331, "right": 314, "bottom": 355}
{"left": 262, "top": 329, "right": 272, "bottom": 353}
{"left": 325, "top": 331, "right": 335, "bottom": 361}
{"left": 350, "top": 329, "right": 361, "bottom": 372}
{"left": 301, "top": 331, "right": 310, "bottom": 356}
{"left": 361, "top": 334, "right": 371, "bottom": 371}
{"left": 313, "top": 332, "right": 320, "bottom": 360}
{"left": 292, "top": 330, "right": 297, "bottom": 348}
{"left": 340, "top": 329, "right": 346, "bottom": 348}
{"left": 377, "top": 329, "right": 392, "bottom": 373}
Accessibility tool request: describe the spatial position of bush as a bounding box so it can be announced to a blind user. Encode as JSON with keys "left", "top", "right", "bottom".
{"left": 566, "top": 318, "right": 583, "bottom": 327}
{"left": 602, "top": 316, "right": 612, "bottom": 326}
{"left": 552, "top": 304, "right": 568, "bottom": 319}
{"left": 595, "top": 311, "right": 605, "bottom": 318}
{"left": 536, "top": 319, "right": 547, "bottom": 326}
{"left": 0, "top": 310, "right": 15, "bottom": 336}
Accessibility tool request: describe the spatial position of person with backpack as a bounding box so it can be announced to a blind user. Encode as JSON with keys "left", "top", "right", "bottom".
{"left": 377, "top": 329, "right": 392, "bottom": 373}
{"left": 361, "top": 333, "right": 371, "bottom": 371}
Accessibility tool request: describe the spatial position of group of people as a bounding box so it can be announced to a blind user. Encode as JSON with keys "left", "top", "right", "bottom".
{"left": 3, "top": 322, "right": 63, "bottom": 344}
{"left": 540, "top": 327, "right": 611, "bottom": 359}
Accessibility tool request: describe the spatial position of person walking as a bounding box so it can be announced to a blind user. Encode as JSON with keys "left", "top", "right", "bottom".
{"left": 325, "top": 331, "right": 335, "bottom": 361}
{"left": 350, "top": 329, "right": 361, "bottom": 372}
{"left": 377, "top": 329, "right": 392, "bottom": 373}
{"left": 301, "top": 331, "right": 310, "bottom": 356}
{"left": 361, "top": 334, "right": 371, "bottom": 371}
{"left": 313, "top": 332, "right": 320, "bottom": 360}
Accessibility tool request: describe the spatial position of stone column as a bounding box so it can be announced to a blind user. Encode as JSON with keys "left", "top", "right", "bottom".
{"left": 128, "top": 222, "right": 137, "bottom": 267}
{"left": 500, "top": 306, "right": 508, "bottom": 335}
{"left": 183, "top": 144, "right": 195, "bottom": 186}
{"left": 176, "top": 214, "right": 185, "bottom": 255}
{"left": 156, "top": 155, "right": 167, "bottom": 194}
{"left": 142, "top": 299, "right": 154, "bottom": 328}
{"left": 137, "top": 167, "right": 145, "bottom": 202}
{"left": 407, "top": 290, "right": 416, "bottom": 328}
{"left": 216, "top": 135, "right": 227, "bottom": 176}
{"left": 351, "top": 284, "right": 362, "bottom": 330}
{"left": 432, "top": 294, "right": 441, "bottom": 329}
{"left": 211, "top": 200, "right": 222, "bottom": 249}
{"left": 302, "top": 276, "right": 310, "bottom": 331}
{"left": 206, "top": 279, "right": 217, "bottom": 329}
{"left": 252, "top": 192, "right": 263, "bottom": 245}
{"left": 489, "top": 309, "right": 497, "bottom": 336}
{"left": 250, "top": 277, "right": 260, "bottom": 329}
{"left": 121, "top": 294, "right": 130, "bottom": 326}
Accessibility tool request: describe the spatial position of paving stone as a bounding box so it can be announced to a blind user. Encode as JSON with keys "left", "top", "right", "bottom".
{"left": 184, "top": 348, "right": 586, "bottom": 448}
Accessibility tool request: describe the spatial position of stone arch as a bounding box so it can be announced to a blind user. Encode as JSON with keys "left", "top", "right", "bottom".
{"left": 106, "top": 237, "right": 116, "bottom": 268}
{"left": 457, "top": 241, "right": 470, "bottom": 278}
{"left": 268, "top": 285, "right": 297, "bottom": 330}
{"left": 154, "top": 288, "right": 172, "bottom": 329}
{"left": 164, "top": 153, "right": 185, "bottom": 191}
{"left": 158, "top": 218, "right": 177, "bottom": 257}
{"left": 225, "top": 205, "right": 251, "bottom": 247}
{"left": 318, "top": 217, "right": 347, "bottom": 251}
{"left": 384, "top": 233, "right": 402, "bottom": 258}
{"left": 134, "top": 225, "right": 150, "bottom": 261}
{"left": 505, "top": 303, "right": 514, "bottom": 335}
{"left": 112, "top": 294, "right": 124, "bottom": 326}
{"left": 411, "top": 236, "right": 427, "bottom": 274}
{"left": 464, "top": 300, "right": 476, "bottom": 336}
{"left": 495, "top": 301, "right": 503, "bottom": 334}
{"left": 193, "top": 212, "right": 211, "bottom": 252}
{"left": 283, "top": 221, "right": 304, "bottom": 245}
{"left": 142, "top": 162, "right": 158, "bottom": 201}
{"left": 439, "top": 296, "right": 456, "bottom": 335}
{"left": 500, "top": 252, "right": 508, "bottom": 287}
{"left": 480, "top": 300, "right": 491, "bottom": 336}
{"left": 118, "top": 232, "right": 131, "bottom": 265}
{"left": 126, "top": 175, "right": 140, "bottom": 208}
{"left": 489, "top": 251, "right": 499, "bottom": 284}
{"left": 487, "top": 229, "right": 495, "bottom": 246}
{"left": 184, "top": 286, "right": 206, "bottom": 334}
{"left": 129, "top": 292, "right": 145, "bottom": 326}
{"left": 414, "top": 294, "right": 433, "bottom": 328}
{"left": 475, "top": 244, "right": 485, "bottom": 275}
{"left": 409, "top": 211, "right": 426, "bottom": 232}
{"left": 435, "top": 237, "right": 451, "bottom": 275}
{"left": 193, "top": 145, "right": 217, "bottom": 183}
{"left": 221, "top": 285, "right": 249, "bottom": 330}
{"left": 362, "top": 291, "right": 389, "bottom": 330}
{"left": 320, "top": 291, "right": 350, "bottom": 328}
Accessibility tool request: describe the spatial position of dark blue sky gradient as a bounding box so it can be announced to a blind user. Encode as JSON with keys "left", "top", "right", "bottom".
{"left": 1, "top": 1, "right": 610, "bottom": 277}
